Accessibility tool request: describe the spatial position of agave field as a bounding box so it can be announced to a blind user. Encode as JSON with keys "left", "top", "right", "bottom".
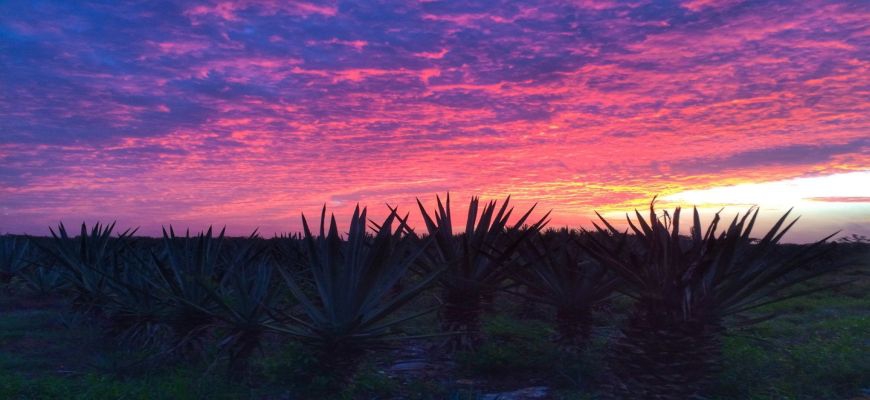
{"left": 0, "top": 196, "right": 867, "bottom": 399}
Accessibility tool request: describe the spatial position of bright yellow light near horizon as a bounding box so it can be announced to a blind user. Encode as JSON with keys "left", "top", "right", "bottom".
{"left": 661, "top": 171, "right": 870, "bottom": 207}
{"left": 592, "top": 171, "right": 870, "bottom": 243}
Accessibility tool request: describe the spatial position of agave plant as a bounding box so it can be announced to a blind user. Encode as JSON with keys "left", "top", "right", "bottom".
{"left": 415, "top": 194, "right": 549, "bottom": 348}
{"left": 268, "top": 205, "right": 441, "bottom": 378}
{"left": 269, "top": 233, "right": 306, "bottom": 276}
{"left": 20, "top": 265, "right": 66, "bottom": 296}
{"left": 43, "top": 223, "right": 173, "bottom": 348}
{"left": 0, "top": 236, "right": 30, "bottom": 284}
{"left": 100, "top": 228, "right": 269, "bottom": 371}
{"left": 582, "top": 201, "right": 838, "bottom": 399}
{"left": 45, "top": 222, "right": 135, "bottom": 312}
{"left": 16, "top": 245, "right": 67, "bottom": 296}
{"left": 147, "top": 227, "right": 227, "bottom": 355}
{"left": 511, "top": 230, "right": 618, "bottom": 346}
{"left": 188, "top": 242, "right": 278, "bottom": 378}
{"left": 100, "top": 255, "right": 171, "bottom": 349}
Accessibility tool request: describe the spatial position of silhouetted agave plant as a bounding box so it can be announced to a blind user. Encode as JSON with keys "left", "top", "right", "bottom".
{"left": 17, "top": 246, "right": 66, "bottom": 296}
{"left": 193, "top": 245, "right": 278, "bottom": 378}
{"left": 268, "top": 205, "right": 441, "bottom": 378}
{"left": 20, "top": 265, "right": 65, "bottom": 296}
{"left": 512, "top": 230, "right": 618, "bottom": 346}
{"left": 270, "top": 232, "right": 306, "bottom": 276}
{"left": 45, "top": 222, "right": 135, "bottom": 312}
{"left": 148, "top": 227, "right": 226, "bottom": 355}
{"left": 99, "top": 228, "right": 274, "bottom": 375}
{"left": 415, "top": 194, "right": 549, "bottom": 349}
{"left": 582, "top": 200, "right": 839, "bottom": 399}
{"left": 0, "top": 236, "right": 30, "bottom": 284}
{"left": 99, "top": 254, "right": 172, "bottom": 350}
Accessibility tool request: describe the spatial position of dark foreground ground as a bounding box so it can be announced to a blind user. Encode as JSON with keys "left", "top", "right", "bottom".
{"left": 1, "top": 255, "right": 867, "bottom": 399}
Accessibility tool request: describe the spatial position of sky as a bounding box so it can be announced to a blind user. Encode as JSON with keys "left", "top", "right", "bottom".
{"left": 1, "top": 0, "right": 868, "bottom": 241}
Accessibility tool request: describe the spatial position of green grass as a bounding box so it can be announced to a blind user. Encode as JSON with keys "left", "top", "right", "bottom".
{"left": 0, "top": 297, "right": 252, "bottom": 399}
{"left": 710, "top": 266, "right": 869, "bottom": 400}
{"left": 457, "top": 314, "right": 559, "bottom": 376}
{"left": 0, "top": 260, "right": 867, "bottom": 399}
{"left": 0, "top": 370, "right": 255, "bottom": 400}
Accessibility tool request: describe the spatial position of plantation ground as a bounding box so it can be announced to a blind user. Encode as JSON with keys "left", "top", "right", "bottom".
{"left": 0, "top": 250, "right": 867, "bottom": 400}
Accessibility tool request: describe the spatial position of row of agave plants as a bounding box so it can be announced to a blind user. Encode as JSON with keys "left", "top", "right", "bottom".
{"left": 0, "top": 195, "right": 841, "bottom": 399}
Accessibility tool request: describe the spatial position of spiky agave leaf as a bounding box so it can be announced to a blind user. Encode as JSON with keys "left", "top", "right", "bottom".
{"left": 20, "top": 265, "right": 66, "bottom": 296}
{"left": 185, "top": 238, "right": 279, "bottom": 378}
{"left": 511, "top": 230, "right": 618, "bottom": 345}
{"left": 44, "top": 222, "right": 136, "bottom": 312}
{"left": 270, "top": 232, "right": 306, "bottom": 271}
{"left": 0, "top": 236, "right": 31, "bottom": 284}
{"left": 98, "top": 253, "right": 173, "bottom": 350}
{"left": 218, "top": 230, "right": 264, "bottom": 268}
{"left": 582, "top": 200, "right": 840, "bottom": 399}
{"left": 584, "top": 201, "right": 839, "bottom": 324}
{"left": 147, "top": 226, "right": 227, "bottom": 354}
{"left": 17, "top": 245, "right": 66, "bottom": 295}
{"left": 414, "top": 194, "right": 549, "bottom": 348}
{"left": 44, "top": 225, "right": 171, "bottom": 349}
{"left": 268, "top": 205, "right": 441, "bottom": 371}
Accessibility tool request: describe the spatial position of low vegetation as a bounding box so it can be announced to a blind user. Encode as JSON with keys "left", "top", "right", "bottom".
{"left": 0, "top": 196, "right": 865, "bottom": 399}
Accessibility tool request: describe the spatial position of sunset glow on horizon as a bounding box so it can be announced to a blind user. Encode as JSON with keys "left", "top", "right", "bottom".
{"left": 1, "top": 0, "right": 868, "bottom": 242}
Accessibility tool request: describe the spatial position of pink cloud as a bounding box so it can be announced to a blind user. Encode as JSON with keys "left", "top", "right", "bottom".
{"left": 185, "top": 0, "right": 337, "bottom": 22}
